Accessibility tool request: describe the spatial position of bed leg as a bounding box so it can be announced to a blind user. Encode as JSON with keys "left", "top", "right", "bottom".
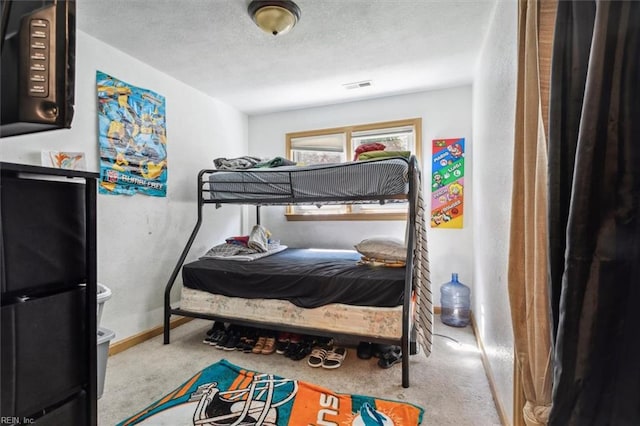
{"left": 402, "top": 352, "right": 410, "bottom": 388}
{"left": 410, "top": 324, "right": 418, "bottom": 355}
{"left": 402, "top": 333, "right": 410, "bottom": 388}
{"left": 163, "top": 311, "right": 171, "bottom": 344}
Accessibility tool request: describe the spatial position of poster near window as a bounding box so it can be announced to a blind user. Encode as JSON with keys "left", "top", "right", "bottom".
{"left": 96, "top": 71, "right": 167, "bottom": 196}
{"left": 430, "top": 138, "right": 464, "bottom": 228}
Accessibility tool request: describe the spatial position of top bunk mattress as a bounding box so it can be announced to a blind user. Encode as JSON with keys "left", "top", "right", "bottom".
{"left": 182, "top": 248, "right": 406, "bottom": 309}
{"left": 204, "top": 157, "right": 410, "bottom": 204}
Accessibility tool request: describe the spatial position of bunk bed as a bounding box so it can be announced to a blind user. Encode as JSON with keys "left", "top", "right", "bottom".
{"left": 163, "top": 156, "right": 433, "bottom": 388}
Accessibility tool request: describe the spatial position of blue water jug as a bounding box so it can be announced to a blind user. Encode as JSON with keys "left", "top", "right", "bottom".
{"left": 440, "top": 273, "right": 471, "bottom": 327}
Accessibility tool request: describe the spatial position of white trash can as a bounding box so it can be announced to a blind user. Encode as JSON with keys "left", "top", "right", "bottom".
{"left": 97, "top": 283, "right": 112, "bottom": 327}
{"left": 97, "top": 326, "right": 115, "bottom": 399}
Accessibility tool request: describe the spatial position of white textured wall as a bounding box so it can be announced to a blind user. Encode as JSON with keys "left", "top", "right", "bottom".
{"left": 472, "top": 0, "right": 517, "bottom": 423}
{"left": 0, "top": 31, "right": 248, "bottom": 340}
{"left": 248, "top": 87, "right": 474, "bottom": 306}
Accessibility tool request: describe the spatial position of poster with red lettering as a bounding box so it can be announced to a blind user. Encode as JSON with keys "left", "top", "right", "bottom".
{"left": 431, "top": 138, "right": 464, "bottom": 228}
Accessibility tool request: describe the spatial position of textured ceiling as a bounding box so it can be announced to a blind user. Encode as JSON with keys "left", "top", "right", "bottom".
{"left": 77, "top": 0, "right": 497, "bottom": 115}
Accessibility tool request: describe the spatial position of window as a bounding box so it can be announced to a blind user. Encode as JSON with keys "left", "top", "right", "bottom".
{"left": 285, "top": 118, "right": 422, "bottom": 221}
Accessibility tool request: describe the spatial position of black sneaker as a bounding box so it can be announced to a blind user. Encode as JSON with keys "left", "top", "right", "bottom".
{"left": 275, "top": 332, "right": 290, "bottom": 354}
{"left": 236, "top": 336, "right": 251, "bottom": 352}
{"left": 372, "top": 344, "right": 395, "bottom": 358}
{"left": 357, "top": 342, "right": 373, "bottom": 359}
{"left": 215, "top": 330, "right": 230, "bottom": 349}
{"left": 223, "top": 332, "right": 241, "bottom": 351}
{"left": 203, "top": 333, "right": 216, "bottom": 345}
{"left": 203, "top": 329, "right": 224, "bottom": 345}
{"left": 276, "top": 341, "right": 288, "bottom": 354}
{"left": 203, "top": 322, "right": 226, "bottom": 344}
{"left": 378, "top": 346, "right": 402, "bottom": 369}
{"left": 206, "top": 321, "right": 225, "bottom": 336}
{"left": 241, "top": 329, "right": 258, "bottom": 353}
{"left": 290, "top": 339, "right": 314, "bottom": 361}
{"left": 284, "top": 342, "right": 300, "bottom": 358}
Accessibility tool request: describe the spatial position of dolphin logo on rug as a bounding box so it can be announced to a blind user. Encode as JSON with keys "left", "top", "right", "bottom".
{"left": 352, "top": 402, "right": 394, "bottom": 425}
{"left": 133, "top": 374, "right": 298, "bottom": 426}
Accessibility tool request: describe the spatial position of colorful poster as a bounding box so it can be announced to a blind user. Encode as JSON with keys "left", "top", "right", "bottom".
{"left": 97, "top": 71, "right": 167, "bottom": 196}
{"left": 431, "top": 138, "right": 465, "bottom": 228}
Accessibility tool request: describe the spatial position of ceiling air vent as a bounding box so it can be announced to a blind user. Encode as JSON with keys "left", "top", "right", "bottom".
{"left": 342, "top": 80, "right": 372, "bottom": 90}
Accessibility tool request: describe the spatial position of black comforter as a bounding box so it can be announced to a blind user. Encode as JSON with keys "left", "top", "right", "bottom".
{"left": 182, "top": 248, "right": 405, "bottom": 308}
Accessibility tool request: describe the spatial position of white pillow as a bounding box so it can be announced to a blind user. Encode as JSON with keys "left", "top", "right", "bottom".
{"left": 354, "top": 237, "right": 407, "bottom": 261}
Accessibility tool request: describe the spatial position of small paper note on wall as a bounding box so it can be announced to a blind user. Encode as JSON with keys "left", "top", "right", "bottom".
{"left": 431, "top": 138, "right": 465, "bottom": 228}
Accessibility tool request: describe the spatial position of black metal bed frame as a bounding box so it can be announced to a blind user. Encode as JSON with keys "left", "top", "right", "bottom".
{"left": 163, "top": 156, "right": 419, "bottom": 388}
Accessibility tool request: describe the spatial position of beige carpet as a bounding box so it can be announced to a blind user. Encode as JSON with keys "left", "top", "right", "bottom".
{"left": 98, "top": 318, "right": 501, "bottom": 425}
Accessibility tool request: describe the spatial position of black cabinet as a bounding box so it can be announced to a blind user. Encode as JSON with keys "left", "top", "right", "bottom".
{"left": 0, "top": 162, "right": 97, "bottom": 426}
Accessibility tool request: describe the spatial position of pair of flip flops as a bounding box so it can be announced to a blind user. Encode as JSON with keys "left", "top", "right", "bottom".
{"left": 308, "top": 346, "right": 348, "bottom": 369}
{"left": 377, "top": 346, "right": 402, "bottom": 369}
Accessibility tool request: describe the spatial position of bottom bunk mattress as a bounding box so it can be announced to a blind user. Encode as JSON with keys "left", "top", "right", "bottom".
{"left": 181, "top": 248, "right": 406, "bottom": 308}
{"left": 179, "top": 286, "right": 405, "bottom": 340}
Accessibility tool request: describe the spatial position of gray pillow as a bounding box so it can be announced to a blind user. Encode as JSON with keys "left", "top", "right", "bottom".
{"left": 354, "top": 238, "right": 407, "bottom": 261}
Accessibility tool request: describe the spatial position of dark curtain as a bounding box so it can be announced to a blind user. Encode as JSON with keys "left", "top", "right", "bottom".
{"left": 548, "top": 1, "right": 640, "bottom": 425}
{"left": 547, "top": 0, "right": 595, "bottom": 340}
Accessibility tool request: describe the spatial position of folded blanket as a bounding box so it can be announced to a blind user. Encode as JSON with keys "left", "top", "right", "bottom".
{"left": 200, "top": 242, "right": 258, "bottom": 258}
{"left": 354, "top": 142, "right": 386, "bottom": 160}
{"left": 358, "top": 150, "right": 411, "bottom": 160}
{"left": 255, "top": 156, "right": 296, "bottom": 168}
{"left": 225, "top": 235, "right": 249, "bottom": 246}
{"left": 213, "top": 156, "right": 261, "bottom": 170}
{"left": 200, "top": 244, "right": 286, "bottom": 261}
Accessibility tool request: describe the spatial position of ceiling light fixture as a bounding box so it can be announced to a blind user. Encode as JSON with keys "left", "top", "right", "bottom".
{"left": 248, "top": 0, "right": 301, "bottom": 36}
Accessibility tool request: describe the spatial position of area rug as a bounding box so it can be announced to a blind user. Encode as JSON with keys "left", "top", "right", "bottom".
{"left": 118, "top": 359, "right": 424, "bottom": 425}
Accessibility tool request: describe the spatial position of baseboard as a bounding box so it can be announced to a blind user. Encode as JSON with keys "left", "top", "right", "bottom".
{"left": 471, "top": 312, "right": 511, "bottom": 426}
{"left": 108, "top": 317, "right": 193, "bottom": 356}
{"left": 435, "top": 305, "right": 508, "bottom": 424}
